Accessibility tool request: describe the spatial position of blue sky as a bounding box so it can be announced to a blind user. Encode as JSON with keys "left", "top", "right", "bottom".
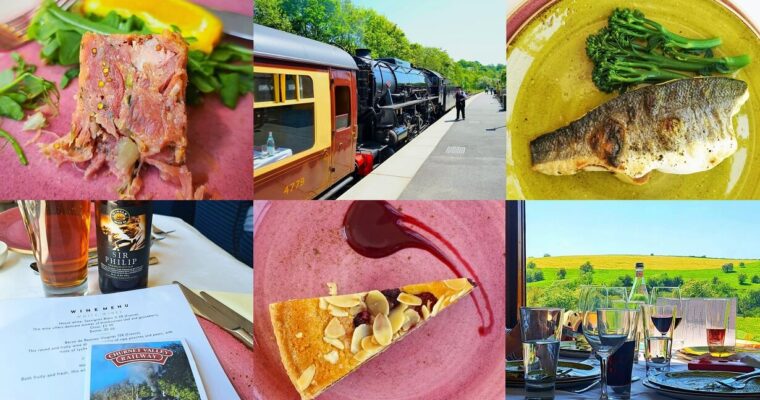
{"left": 352, "top": 0, "right": 505, "bottom": 65}
{"left": 526, "top": 201, "right": 760, "bottom": 259}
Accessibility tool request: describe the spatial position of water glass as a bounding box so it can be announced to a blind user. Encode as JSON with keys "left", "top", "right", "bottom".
{"left": 641, "top": 304, "right": 676, "bottom": 376}
{"left": 520, "top": 307, "right": 563, "bottom": 399}
{"left": 705, "top": 298, "right": 731, "bottom": 357}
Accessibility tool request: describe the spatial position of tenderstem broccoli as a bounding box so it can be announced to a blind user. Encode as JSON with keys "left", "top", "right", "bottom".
{"left": 586, "top": 9, "right": 751, "bottom": 93}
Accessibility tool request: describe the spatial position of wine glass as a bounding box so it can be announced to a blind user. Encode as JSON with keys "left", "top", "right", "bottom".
{"left": 584, "top": 308, "right": 639, "bottom": 400}
{"left": 579, "top": 286, "right": 609, "bottom": 365}
{"left": 651, "top": 287, "right": 684, "bottom": 349}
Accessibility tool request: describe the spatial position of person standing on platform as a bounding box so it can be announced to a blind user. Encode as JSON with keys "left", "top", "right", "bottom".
{"left": 455, "top": 88, "right": 467, "bottom": 121}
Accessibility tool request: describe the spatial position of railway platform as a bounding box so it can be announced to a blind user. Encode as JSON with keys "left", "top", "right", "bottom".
{"left": 339, "top": 93, "right": 506, "bottom": 200}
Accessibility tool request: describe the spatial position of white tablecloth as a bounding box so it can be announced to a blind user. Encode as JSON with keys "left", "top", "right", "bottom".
{"left": 0, "top": 214, "right": 252, "bottom": 299}
{"left": 507, "top": 358, "right": 687, "bottom": 399}
{"left": 254, "top": 147, "right": 293, "bottom": 169}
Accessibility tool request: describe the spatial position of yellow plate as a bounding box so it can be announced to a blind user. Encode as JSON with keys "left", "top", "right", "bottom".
{"left": 507, "top": 0, "right": 760, "bottom": 199}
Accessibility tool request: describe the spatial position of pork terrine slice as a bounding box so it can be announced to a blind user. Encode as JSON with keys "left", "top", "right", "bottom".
{"left": 43, "top": 31, "right": 200, "bottom": 199}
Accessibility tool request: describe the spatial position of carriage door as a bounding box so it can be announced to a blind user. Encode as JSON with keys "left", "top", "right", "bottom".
{"left": 329, "top": 69, "right": 358, "bottom": 184}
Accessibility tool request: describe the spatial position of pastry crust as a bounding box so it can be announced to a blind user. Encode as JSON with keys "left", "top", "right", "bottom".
{"left": 269, "top": 278, "right": 475, "bottom": 399}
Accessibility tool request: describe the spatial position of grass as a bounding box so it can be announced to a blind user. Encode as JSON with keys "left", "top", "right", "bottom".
{"left": 528, "top": 255, "right": 759, "bottom": 271}
{"left": 527, "top": 255, "right": 760, "bottom": 342}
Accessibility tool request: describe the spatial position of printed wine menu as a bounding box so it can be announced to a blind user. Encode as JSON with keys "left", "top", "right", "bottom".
{"left": 0, "top": 285, "right": 238, "bottom": 399}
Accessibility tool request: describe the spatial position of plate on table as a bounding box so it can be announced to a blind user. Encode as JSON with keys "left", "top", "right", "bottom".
{"left": 645, "top": 370, "right": 760, "bottom": 398}
{"left": 253, "top": 201, "right": 506, "bottom": 400}
{"left": 0, "top": 208, "right": 96, "bottom": 254}
{"left": 506, "top": 360, "right": 599, "bottom": 388}
{"left": 560, "top": 340, "right": 592, "bottom": 359}
{"left": 507, "top": 0, "right": 760, "bottom": 199}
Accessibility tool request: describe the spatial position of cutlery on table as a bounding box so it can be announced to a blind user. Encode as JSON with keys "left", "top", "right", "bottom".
{"left": 0, "top": 0, "right": 76, "bottom": 50}
{"left": 700, "top": 370, "right": 760, "bottom": 390}
{"left": 571, "top": 376, "right": 641, "bottom": 394}
{"left": 199, "top": 290, "right": 253, "bottom": 336}
{"left": 152, "top": 225, "right": 176, "bottom": 236}
{"left": 174, "top": 281, "right": 253, "bottom": 349}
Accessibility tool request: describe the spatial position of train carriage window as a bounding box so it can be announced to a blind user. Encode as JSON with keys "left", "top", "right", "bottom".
{"left": 285, "top": 75, "right": 297, "bottom": 100}
{"left": 254, "top": 103, "right": 315, "bottom": 160}
{"left": 334, "top": 86, "right": 351, "bottom": 130}
{"left": 254, "top": 73, "right": 275, "bottom": 102}
{"left": 299, "top": 76, "right": 314, "bottom": 99}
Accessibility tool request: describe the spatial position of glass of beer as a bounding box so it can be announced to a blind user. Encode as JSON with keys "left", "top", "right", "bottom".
{"left": 17, "top": 200, "right": 91, "bottom": 296}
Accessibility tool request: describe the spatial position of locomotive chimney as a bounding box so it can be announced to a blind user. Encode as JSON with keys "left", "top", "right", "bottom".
{"left": 355, "top": 49, "right": 372, "bottom": 58}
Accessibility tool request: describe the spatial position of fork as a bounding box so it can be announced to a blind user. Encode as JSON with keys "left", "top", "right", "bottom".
{"left": 0, "top": 0, "right": 76, "bottom": 50}
{"left": 700, "top": 370, "right": 760, "bottom": 390}
{"left": 152, "top": 225, "right": 176, "bottom": 236}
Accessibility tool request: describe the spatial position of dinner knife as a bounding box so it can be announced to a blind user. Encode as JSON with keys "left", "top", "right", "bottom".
{"left": 209, "top": 8, "right": 252, "bottom": 41}
{"left": 174, "top": 281, "right": 253, "bottom": 348}
{"left": 199, "top": 290, "right": 253, "bottom": 336}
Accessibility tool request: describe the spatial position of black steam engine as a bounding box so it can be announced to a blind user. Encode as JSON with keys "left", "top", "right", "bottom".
{"left": 353, "top": 50, "right": 457, "bottom": 151}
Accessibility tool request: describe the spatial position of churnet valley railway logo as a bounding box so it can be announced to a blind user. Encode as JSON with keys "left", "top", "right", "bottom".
{"left": 105, "top": 347, "right": 174, "bottom": 367}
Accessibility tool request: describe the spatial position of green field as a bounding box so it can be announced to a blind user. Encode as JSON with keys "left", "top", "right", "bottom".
{"left": 526, "top": 255, "right": 760, "bottom": 341}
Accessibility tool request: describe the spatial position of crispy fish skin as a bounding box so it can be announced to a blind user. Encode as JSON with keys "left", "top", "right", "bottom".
{"left": 530, "top": 77, "right": 749, "bottom": 184}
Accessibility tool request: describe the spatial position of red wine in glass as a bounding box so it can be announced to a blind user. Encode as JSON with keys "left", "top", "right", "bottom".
{"left": 707, "top": 328, "right": 726, "bottom": 345}
{"left": 651, "top": 315, "right": 673, "bottom": 334}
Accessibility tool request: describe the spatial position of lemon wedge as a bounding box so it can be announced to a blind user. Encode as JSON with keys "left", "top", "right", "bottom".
{"left": 81, "top": 0, "right": 223, "bottom": 53}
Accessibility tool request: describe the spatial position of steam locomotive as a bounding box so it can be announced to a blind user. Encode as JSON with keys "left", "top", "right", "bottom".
{"left": 253, "top": 24, "right": 458, "bottom": 199}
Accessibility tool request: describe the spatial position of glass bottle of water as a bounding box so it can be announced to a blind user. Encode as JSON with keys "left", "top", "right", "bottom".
{"left": 629, "top": 262, "right": 649, "bottom": 363}
{"left": 266, "top": 132, "right": 276, "bottom": 156}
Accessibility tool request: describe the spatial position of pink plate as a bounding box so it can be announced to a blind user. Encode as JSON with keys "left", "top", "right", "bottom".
{"left": 0, "top": 0, "right": 252, "bottom": 200}
{"left": 0, "top": 207, "right": 96, "bottom": 253}
{"left": 253, "top": 201, "right": 506, "bottom": 400}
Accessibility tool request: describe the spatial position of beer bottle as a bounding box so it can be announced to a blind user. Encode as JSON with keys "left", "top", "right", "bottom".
{"left": 96, "top": 201, "right": 153, "bottom": 293}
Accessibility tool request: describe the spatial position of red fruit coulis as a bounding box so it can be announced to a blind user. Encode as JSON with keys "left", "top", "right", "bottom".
{"left": 342, "top": 201, "right": 494, "bottom": 336}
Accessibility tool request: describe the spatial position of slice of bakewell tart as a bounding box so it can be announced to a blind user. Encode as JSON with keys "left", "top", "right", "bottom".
{"left": 268, "top": 278, "right": 476, "bottom": 399}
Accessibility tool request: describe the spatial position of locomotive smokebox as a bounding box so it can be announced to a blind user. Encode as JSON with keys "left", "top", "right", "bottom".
{"left": 355, "top": 49, "right": 372, "bottom": 58}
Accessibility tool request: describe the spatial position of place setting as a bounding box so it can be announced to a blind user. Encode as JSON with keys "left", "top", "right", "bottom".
{"left": 0, "top": 200, "right": 253, "bottom": 399}
{"left": 506, "top": 285, "right": 760, "bottom": 399}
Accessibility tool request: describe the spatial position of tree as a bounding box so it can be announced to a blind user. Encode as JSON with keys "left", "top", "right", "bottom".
{"left": 544, "top": 253, "right": 551, "bottom": 257}
{"left": 740, "top": 262, "right": 746, "bottom": 268}
{"left": 557, "top": 268, "right": 567, "bottom": 279}
{"left": 753, "top": 275, "right": 760, "bottom": 284}
{"left": 578, "top": 272, "right": 593, "bottom": 285}
{"left": 527, "top": 261, "right": 536, "bottom": 269}
{"left": 739, "top": 273, "right": 748, "bottom": 285}
{"left": 614, "top": 274, "right": 633, "bottom": 287}
{"left": 722, "top": 263, "right": 735, "bottom": 273}
{"left": 580, "top": 261, "right": 594, "bottom": 274}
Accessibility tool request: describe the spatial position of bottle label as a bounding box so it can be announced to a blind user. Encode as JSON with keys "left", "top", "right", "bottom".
{"left": 98, "top": 204, "right": 150, "bottom": 283}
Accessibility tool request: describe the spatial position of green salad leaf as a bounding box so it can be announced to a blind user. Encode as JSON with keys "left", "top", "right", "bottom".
{"left": 28, "top": 0, "right": 253, "bottom": 108}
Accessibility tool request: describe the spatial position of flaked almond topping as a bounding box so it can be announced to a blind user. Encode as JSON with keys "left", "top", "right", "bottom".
{"left": 323, "top": 336, "right": 345, "bottom": 350}
{"left": 328, "top": 304, "right": 348, "bottom": 317}
{"left": 295, "top": 332, "right": 304, "bottom": 339}
{"left": 324, "top": 294, "right": 362, "bottom": 308}
{"left": 402, "top": 309, "right": 421, "bottom": 331}
{"left": 421, "top": 304, "right": 431, "bottom": 320}
{"left": 431, "top": 294, "right": 446, "bottom": 316}
{"left": 389, "top": 305, "right": 407, "bottom": 333}
{"left": 351, "top": 323, "right": 371, "bottom": 354}
{"left": 366, "top": 290, "right": 389, "bottom": 316}
{"left": 319, "top": 297, "right": 328, "bottom": 310}
{"left": 373, "top": 313, "right": 392, "bottom": 345}
{"left": 296, "top": 364, "right": 316, "bottom": 391}
{"left": 324, "top": 317, "right": 345, "bottom": 339}
{"left": 397, "top": 292, "right": 422, "bottom": 306}
{"left": 361, "top": 335, "right": 374, "bottom": 351}
{"left": 354, "top": 350, "right": 371, "bottom": 362}
{"left": 326, "top": 282, "right": 338, "bottom": 296}
{"left": 323, "top": 350, "right": 339, "bottom": 364}
{"left": 444, "top": 278, "right": 468, "bottom": 291}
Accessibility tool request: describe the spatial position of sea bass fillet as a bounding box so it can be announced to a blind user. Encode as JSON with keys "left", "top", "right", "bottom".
{"left": 530, "top": 77, "right": 749, "bottom": 184}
